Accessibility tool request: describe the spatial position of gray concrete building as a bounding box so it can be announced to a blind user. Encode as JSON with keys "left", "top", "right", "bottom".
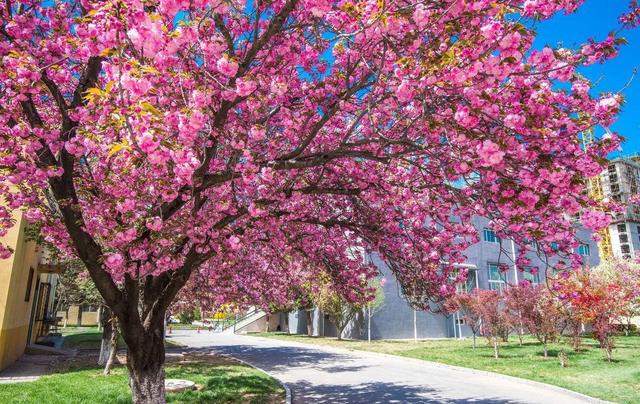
{"left": 285, "top": 216, "right": 600, "bottom": 340}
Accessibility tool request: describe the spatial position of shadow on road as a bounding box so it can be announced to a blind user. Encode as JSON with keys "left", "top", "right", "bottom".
{"left": 291, "top": 380, "right": 521, "bottom": 404}
{"left": 182, "top": 342, "right": 520, "bottom": 404}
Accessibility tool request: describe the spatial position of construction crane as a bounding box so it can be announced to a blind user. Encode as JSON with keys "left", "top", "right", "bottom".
{"left": 581, "top": 127, "right": 613, "bottom": 260}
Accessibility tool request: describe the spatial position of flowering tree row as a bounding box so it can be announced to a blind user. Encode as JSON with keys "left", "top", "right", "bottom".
{"left": 446, "top": 259, "right": 640, "bottom": 361}
{"left": 1, "top": 0, "right": 637, "bottom": 401}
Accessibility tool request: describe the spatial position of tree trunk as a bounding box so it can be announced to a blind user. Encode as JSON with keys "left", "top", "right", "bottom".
{"left": 305, "top": 310, "right": 313, "bottom": 336}
{"left": 104, "top": 315, "right": 119, "bottom": 375}
{"left": 472, "top": 333, "right": 477, "bottom": 349}
{"left": 128, "top": 365, "right": 166, "bottom": 404}
{"left": 125, "top": 321, "right": 167, "bottom": 404}
{"left": 493, "top": 339, "right": 499, "bottom": 359}
{"left": 98, "top": 306, "right": 113, "bottom": 366}
{"left": 543, "top": 340, "right": 548, "bottom": 358}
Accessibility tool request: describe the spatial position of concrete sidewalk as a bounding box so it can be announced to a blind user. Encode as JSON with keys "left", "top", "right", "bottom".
{"left": 170, "top": 330, "right": 605, "bottom": 404}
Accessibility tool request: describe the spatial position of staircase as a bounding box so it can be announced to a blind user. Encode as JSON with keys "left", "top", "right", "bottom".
{"left": 221, "top": 308, "right": 266, "bottom": 334}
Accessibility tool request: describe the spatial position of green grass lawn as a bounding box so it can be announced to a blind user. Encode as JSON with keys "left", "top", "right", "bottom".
{"left": 253, "top": 332, "right": 640, "bottom": 403}
{"left": 0, "top": 362, "right": 284, "bottom": 404}
{"left": 61, "top": 327, "right": 184, "bottom": 350}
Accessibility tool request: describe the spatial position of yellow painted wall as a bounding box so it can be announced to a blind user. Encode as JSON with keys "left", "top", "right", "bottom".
{"left": 0, "top": 210, "right": 40, "bottom": 371}
{"left": 57, "top": 305, "right": 99, "bottom": 327}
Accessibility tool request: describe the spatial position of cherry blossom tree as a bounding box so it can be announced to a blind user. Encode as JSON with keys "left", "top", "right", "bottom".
{"left": 0, "top": 0, "right": 634, "bottom": 401}
{"left": 503, "top": 282, "right": 537, "bottom": 346}
{"left": 474, "top": 289, "right": 509, "bottom": 359}
{"left": 523, "top": 285, "right": 563, "bottom": 358}
{"left": 592, "top": 258, "right": 640, "bottom": 335}
{"left": 554, "top": 268, "right": 631, "bottom": 361}
{"left": 444, "top": 290, "right": 483, "bottom": 349}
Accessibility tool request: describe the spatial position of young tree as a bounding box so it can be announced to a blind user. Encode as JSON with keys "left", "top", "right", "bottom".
{"left": 555, "top": 268, "right": 630, "bottom": 361}
{"left": 503, "top": 282, "right": 537, "bottom": 346}
{"left": 365, "top": 277, "right": 386, "bottom": 343}
{"left": 524, "top": 286, "right": 563, "bottom": 358}
{"left": 312, "top": 275, "right": 372, "bottom": 340}
{"left": 444, "top": 290, "right": 482, "bottom": 349}
{"left": 1, "top": 1, "right": 633, "bottom": 401}
{"left": 592, "top": 258, "right": 640, "bottom": 335}
{"left": 474, "top": 290, "right": 509, "bottom": 359}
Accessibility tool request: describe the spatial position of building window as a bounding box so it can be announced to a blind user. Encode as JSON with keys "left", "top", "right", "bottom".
{"left": 465, "top": 271, "right": 477, "bottom": 291}
{"left": 620, "top": 234, "right": 629, "bottom": 243}
{"left": 522, "top": 267, "right": 540, "bottom": 284}
{"left": 24, "top": 267, "right": 34, "bottom": 302}
{"left": 577, "top": 244, "right": 590, "bottom": 257}
{"left": 621, "top": 244, "right": 631, "bottom": 254}
{"left": 618, "top": 224, "right": 627, "bottom": 233}
{"left": 487, "top": 263, "right": 505, "bottom": 292}
{"left": 483, "top": 228, "right": 499, "bottom": 243}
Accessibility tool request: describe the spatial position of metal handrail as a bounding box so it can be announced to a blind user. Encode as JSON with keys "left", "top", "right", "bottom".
{"left": 222, "top": 308, "right": 261, "bottom": 332}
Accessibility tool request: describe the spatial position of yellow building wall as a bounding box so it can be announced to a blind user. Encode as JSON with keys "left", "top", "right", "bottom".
{"left": 0, "top": 210, "right": 40, "bottom": 371}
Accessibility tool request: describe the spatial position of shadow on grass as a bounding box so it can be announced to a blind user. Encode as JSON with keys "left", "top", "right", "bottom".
{"left": 167, "top": 363, "right": 282, "bottom": 403}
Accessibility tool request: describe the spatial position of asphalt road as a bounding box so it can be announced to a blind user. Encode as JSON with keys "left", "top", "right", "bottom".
{"left": 170, "top": 330, "right": 602, "bottom": 404}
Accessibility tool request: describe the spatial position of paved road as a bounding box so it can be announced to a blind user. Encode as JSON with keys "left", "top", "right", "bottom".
{"left": 170, "top": 330, "right": 601, "bottom": 404}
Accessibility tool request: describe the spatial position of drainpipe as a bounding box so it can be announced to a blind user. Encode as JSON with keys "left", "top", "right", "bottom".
{"left": 510, "top": 239, "right": 519, "bottom": 285}
{"left": 367, "top": 304, "right": 371, "bottom": 343}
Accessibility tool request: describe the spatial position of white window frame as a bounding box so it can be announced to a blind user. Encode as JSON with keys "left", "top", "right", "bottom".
{"left": 483, "top": 228, "right": 499, "bottom": 243}
{"left": 487, "top": 263, "right": 505, "bottom": 292}
{"left": 577, "top": 243, "right": 590, "bottom": 257}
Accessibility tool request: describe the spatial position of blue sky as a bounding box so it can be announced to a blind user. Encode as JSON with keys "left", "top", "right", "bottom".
{"left": 532, "top": 0, "right": 640, "bottom": 156}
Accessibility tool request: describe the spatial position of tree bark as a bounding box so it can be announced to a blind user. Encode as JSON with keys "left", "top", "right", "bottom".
{"left": 124, "top": 321, "right": 167, "bottom": 404}
{"left": 493, "top": 339, "right": 499, "bottom": 359}
{"left": 98, "top": 306, "right": 113, "bottom": 366}
{"left": 306, "top": 310, "right": 313, "bottom": 336}
{"left": 104, "top": 315, "right": 119, "bottom": 375}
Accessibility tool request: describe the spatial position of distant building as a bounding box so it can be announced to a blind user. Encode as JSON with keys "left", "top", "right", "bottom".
{"left": 599, "top": 156, "right": 640, "bottom": 258}
{"left": 283, "top": 216, "right": 599, "bottom": 340}
{"left": 0, "top": 210, "right": 61, "bottom": 372}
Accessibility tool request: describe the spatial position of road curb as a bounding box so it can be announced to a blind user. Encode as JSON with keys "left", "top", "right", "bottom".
{"left": 215, "top": 351, "right": 292, "bottom": 404}
{"left": 244, "top": 335, "right": 610, "bottom": 404}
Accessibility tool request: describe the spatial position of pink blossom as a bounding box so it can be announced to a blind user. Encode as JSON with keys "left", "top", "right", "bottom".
{"left": 249, "top": 126, "right": 266, "bottom": 141}
{"left": 146, "top": 217, "right": 163, "bottom": 231}
{"left": 105, "top": 253, "right": 124, "bottom": 270}
{"left": 504, "top": 113, "right": 525, "bottom": 129}
{"left": 582, "top": 210, "right": 611, "bottom": 232}
{"left": 499, "top": 32, "right": 522, "bottom": 50}
{"left": 228, "top": 236, "right": 241, "bottom": 250}
{"left": 454, "top": 106, "right": 479, "bottom": 128}
{"left": 477, "top": 140, "right": 505, "bottom": 166}
{"left": 236, "top": 79, "right": 257, "bottom": 97}
{"left": 518, "top": 190, "right": 539, "bottom": 209}
{"left": 413, "top": 4, "right": 430, "bottom": 29}
{"left": 138, "top": 132, "right": 159, "bottom": 153}
{"left": 216, "top": 57, "right": 239, "bottom": 77}
{"left": 396, "top": 80, "right": 415, "bottom": 103}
